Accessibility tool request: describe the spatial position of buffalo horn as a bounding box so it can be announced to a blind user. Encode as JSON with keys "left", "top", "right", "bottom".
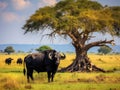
{"left": 60, "top": 53, "right": 66, "bottom": 60}
{"left": 48, "top": 53, "right": 52, "bottom": 60}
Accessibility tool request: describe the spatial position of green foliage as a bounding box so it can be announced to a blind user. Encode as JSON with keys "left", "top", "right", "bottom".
{"left": 4, "top": 46, "right": 15, "bottom": 54}
{"left": 98, "top": 46, "right": 112, "bottom": 54}
{"left": 110, "top": 6, "right": 120, "bottom": 36}
{"left": 36, "top": 45, "right": 52, "bottom": 52}
{"left": 23, "top": 0, "right": 120, "bottom": 37}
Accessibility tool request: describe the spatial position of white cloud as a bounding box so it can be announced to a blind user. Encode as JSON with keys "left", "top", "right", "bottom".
{"left": 43, "top": 0, "right": 57, "bottom": 6}
{"left": 38, "top": 0, "right": 57, "bottom": 8}
{"left": 1, "top": 12, "right": 18, "bottom": 22}
{"left": 0, "top": 2, "right": 8, "bottom": 9}
{"left": 12, "top": 0, "right": 31, "bottom": 10}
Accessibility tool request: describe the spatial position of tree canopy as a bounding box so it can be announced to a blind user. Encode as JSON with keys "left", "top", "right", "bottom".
{"left": 36, "top": 45, "right": 52, "bottom": 52}
{"left": 23, "top": 0, "right": 120, "bottom": 38}
{"left": 98, "top": 46, "right": 112, "bottom": 54}
{"left": 4, "top": 46, "right": 15, "bottom": 54}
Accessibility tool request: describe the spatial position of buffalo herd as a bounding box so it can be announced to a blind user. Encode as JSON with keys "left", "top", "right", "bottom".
{"left": 16, "top": 58, "right": 23, "bottom": 64}
{"left": 5, "top": 58, "right": 13, "bottom": 65}
{"left": 4, "top": 50, "right": 66, "bottom": 83}
{"left": 5, "top": 58, "right": 23, "bottom": 65}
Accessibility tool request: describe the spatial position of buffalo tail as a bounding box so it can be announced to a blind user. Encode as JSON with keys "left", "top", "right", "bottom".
{"left": 23, "top": 68, "right": 26, "bottom": 75}
{"left": 23, "top": 56, "right": 26, "bottom": 76}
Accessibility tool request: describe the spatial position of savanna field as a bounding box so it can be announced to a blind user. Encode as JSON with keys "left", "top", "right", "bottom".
{"left": 0, "top": 53, "right": 120, "bottom": 90}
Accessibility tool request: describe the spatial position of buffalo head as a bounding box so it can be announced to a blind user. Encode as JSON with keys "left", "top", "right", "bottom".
{"left": 8, "top": 58, "right": 13, "bottom": 60}
{"left": 48, "top": 50, "right": 66, "bottom": 65}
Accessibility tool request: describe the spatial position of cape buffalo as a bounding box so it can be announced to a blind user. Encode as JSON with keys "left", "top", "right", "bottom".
{"left": 5, "top": 58, "right": 13, "bottom": 65}
{"left": 16, "top": 58, "right": 23, "bottom": 64}
{"left": 23, "top": 50, "right": 66, "bottom": 83}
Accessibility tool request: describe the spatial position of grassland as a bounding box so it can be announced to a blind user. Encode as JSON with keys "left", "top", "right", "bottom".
{"left": 0, "top": 53, "right": 120, "bottom": 90}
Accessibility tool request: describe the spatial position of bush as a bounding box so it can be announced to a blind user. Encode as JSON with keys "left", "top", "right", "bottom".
{"left": 4, "top": 46, "right": 15, "bottom": 54}
{"left": 98, "top": 46, "right": 112, "bottom": 54}
{"left": 36, "top": 45, "right": 52, "bottom": 52}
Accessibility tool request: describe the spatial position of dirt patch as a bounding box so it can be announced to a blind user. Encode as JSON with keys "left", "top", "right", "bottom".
{"left": 77, "top": 78, "right": 96, "bottom": 83}
{"left": 0, "top": 77, "right": 8, "bottom": 82}
{"left": 113, "top": 77, "right": 120, "bottom": 83}
{"left": 95, "top": 74, "right": 106, "bottom": 82}
{"left": 24, "top": 84, "right": 32, "bottom": 89}
{"left": 64, "top": 78, "right": 96, "bottom": 83}
{"left": 66, "top": 80, "right": 78, "bottom": 83}
{"left": 98, "top": 58, "right": 106, "bottom": 63}
{"left": 3, "top": 80, "right": 19, "bottom": 90}
{"left": 95, "top": 74, "right": 120, "bottom": 83}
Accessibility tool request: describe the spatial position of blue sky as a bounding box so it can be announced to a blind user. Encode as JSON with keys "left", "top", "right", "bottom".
{"left": 0, "top": 0, "right": 120, "bottom": 45}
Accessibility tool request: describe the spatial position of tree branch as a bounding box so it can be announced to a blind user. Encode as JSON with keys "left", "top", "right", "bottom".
{"left": 85, "top": 39, "right": 114, "bottom": 51}
{"left": 68, "top": 32, "right": 77, "bottom": 42}
{"left": 81, "top": 32, "right": 90, "bottom": 45}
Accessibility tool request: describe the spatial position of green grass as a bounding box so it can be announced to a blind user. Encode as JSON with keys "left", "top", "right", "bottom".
{"left": 0, "top": 72, "right": 120, "bottom": 90}
{"left": 0, "top": 53, "right": 120, "bottom": 90}
{"left": 30, "top": 83, "right": 120, "bottom": 90}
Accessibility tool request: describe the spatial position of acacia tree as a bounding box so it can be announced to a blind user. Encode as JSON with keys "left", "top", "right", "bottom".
{"left": 23, "top": 0, "right": 120, "bottom": 72}
{"left": 36, "top": 45, "right": 52, "bottom": 52}
{"left": 4, "top": 46, "right": 15, "bottom": 54}
{"left": 98, "top": 46, "right": 112, "bottom": 54}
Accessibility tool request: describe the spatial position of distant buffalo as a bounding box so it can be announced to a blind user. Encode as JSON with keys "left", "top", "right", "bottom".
{"left": 5, "top": 58, "right": 13, "bottom": 65}
{"left": 16, "top": 58, "right": 23, "bottom": 64}
{"left": 23, "top": 50, "right": 66, "bottom": 83}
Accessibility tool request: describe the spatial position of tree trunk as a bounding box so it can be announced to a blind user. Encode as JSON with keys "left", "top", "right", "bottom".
{"left": 59, "top": 36, "right": 114, "bottom": 73}
{"left": 60, "top": 47, "right": 106, "bottom": 72}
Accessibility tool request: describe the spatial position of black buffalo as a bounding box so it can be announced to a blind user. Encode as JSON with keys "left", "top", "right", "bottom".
{"left": 16, "top": 58, "right": 23, "bottom": 64}
{"left": 5, "top": 58, "right": 13, "bottom": 65}
{"left": 23, "top": 50, "right": 66, "bottom": 83}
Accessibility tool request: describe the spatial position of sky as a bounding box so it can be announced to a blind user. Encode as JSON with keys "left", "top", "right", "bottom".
{"left": 0, "top": 0, "right": 120, "bottom": 45}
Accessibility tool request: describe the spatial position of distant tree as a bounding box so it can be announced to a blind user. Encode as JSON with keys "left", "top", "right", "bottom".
{"left": 0, "top": 50, "right": 3, "bottom": 53}
{"left": 98, "top": 46, "right": 112, "bottom": 54}
{"left": 36, "top": 45, "right": 52, "bottom": 52}
{"left": 17, "top": 50, "right": 24, "bottom": 53}
{"left": 4, "top": 46, "right": 15, "bottom": 54}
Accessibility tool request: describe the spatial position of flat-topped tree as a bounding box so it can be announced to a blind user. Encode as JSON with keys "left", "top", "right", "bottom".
{"left": 23, "top": 0, "right": 120, "bottom": 72}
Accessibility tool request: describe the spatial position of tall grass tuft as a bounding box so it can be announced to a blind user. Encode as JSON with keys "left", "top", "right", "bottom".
{"left": 3, "top": 77, "right": 20, "bottom": 90}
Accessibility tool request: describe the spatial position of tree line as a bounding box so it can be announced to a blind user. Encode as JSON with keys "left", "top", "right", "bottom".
{"left": 0, "top": 45, "right": 117, "bottom": 55}
{"left": 0, "top": 45, "right": 52, "bottom": 54}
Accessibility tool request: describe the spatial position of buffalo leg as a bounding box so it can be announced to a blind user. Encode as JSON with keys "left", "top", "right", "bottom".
{"left": 27, "top": 72, "right": 30, "bottom": 83}
{"left": 47, "top": 71, "right": 51, "bottom": 82}
{"left": 51, "top": 72, "right": 55, "bottom": 82}
{"left": 29, "top": 69, "right": 34, "bottom": 81}
{"left": 27, "top": 69, "right": 33, "bottom": 83}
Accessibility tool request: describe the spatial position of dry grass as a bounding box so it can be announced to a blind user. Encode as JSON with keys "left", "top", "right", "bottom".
{"left": 60, "top": 53, "right": 120, "bottom": 71}
{"left": 88, "top": 54, "right": 120, "bottom": 70}
{"left": 0, "top": 74, "right": 20, "bottom": 90}
{"left": 0, "top": 53, "right": 120, "bottom": 90}
{"left": 0, "top": 53, "right": 120, "bottom": 71}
